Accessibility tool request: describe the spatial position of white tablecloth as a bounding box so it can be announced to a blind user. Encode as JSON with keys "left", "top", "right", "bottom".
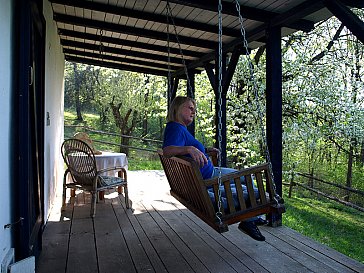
{"left": 95, "top": 152, "right": 128, "bottom": 176}
{"left": 66, "top": 152, "right": 128, "bottom": 183}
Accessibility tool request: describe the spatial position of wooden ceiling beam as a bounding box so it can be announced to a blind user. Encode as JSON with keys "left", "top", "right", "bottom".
{"left": 163, "top": 0, "right": 314, "bottom": 32}
{"left": 172, "top": 0, "right": 324, "bottom": 77}
{"left": 63, "top": 48, "right": 182, "bottom": 72}
{"left": 58, "top": 28, "right": 202, "bottom": 59}
{"left": 325, "top": 0, "right": 364, "bottom": 44}
{"left": 65, "top": 55, "right": 170, "bottom": 77}
{"left": 50, "top": 0, "right": 241, "bottom": 37}
{"left": 53, "top": 13, "right": 218, "bottom": 49}
{"left": 340, "top": 0, "right": 364, "bottom": 8}
{"left": 60, "top": 39, "right": 186, "bottom": 66}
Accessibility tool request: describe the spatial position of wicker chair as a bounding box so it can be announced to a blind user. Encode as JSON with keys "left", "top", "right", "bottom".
{"left": 61, "top": 138, "right": 129, "bottom": 217}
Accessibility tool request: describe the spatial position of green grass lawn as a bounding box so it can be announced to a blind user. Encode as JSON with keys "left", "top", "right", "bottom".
{"left": 283, "top": 191, "right": 364, "bottom": 263}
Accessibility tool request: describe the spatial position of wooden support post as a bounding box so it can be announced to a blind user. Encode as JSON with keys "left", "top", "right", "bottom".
{"left": 266, "top": 26, "right": 283, "bottom": 197}
{"left": 205, "top": 47, "right": 241, "bottom": 167}
{"left": 266, "top": 26, "right": 283, "bottom": 226}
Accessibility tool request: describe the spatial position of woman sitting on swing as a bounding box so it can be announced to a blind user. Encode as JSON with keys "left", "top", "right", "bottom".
{"left": 162, "top": 96, "right": 266, "bottom": 241}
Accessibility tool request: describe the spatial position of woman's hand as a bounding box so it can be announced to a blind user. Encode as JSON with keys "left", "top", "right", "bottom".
{"left": 188, "top": 146, "right": 208, "bottom": 167}
{"left": 163, "top": 146, "right": 208, "bottom": 167}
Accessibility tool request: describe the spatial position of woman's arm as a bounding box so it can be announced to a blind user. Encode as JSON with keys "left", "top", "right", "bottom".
{"left": 205, "top": 147, "right": 219, "bottom": 153}
{"left": 163, "top": 145, "right": 208, "bottom": 167}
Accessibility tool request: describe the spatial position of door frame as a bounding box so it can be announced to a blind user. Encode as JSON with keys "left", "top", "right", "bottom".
{"left": 12, "top": 0, "right": 45, "bottom": 261}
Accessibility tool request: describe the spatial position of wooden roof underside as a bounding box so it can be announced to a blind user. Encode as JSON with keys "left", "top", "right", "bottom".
{"left": 50, "top": 0, "right": 363, "bottom": 77}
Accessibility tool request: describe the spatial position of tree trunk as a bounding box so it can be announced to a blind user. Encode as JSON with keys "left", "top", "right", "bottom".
{"left": 345, "top": 142, "right": 354, "bottom": 202}
{"left": 120, "top": 135, "right": 130, "bottom": 155}
{"left": 99, "top": 106, "right": 109, "bottom": 124}
{"left": 110, "top": 99, "right": 138, "bottom": 156}
{"left": 159, "top": 117, "right": 164, "bottom": 141}
{"left": 143, "top": 118, "right": 148, "bottom": 137}
{"left": 309, "top": 167, "right": 314, "bottom": 194}
{"left": 73, "top": 63, "right": 83, "bottom": 121}
{"left": 360, "top": 140, "right": 364, "bottom": 167}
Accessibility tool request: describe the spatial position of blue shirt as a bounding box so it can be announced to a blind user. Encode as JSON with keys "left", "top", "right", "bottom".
{"left": 163, "top": 122, "right": 214, "bottom": 179}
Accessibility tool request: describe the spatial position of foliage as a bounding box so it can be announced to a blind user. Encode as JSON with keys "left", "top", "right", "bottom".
{"left": 65, "top": 64, "right": 167, "bottom": 141}
{"left": 225, "top": 16, "right": 364, "bottom": 197}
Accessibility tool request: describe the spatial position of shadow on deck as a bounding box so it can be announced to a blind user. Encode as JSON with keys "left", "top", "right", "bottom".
{"left": 37, "top": 170, "right": 363, "bottom": 273}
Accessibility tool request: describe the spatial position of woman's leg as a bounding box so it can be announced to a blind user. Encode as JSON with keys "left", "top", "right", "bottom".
{"left": 210, "top": 168, "right": 265, "bottom": 241}
{"left": 212, "top": 167, "right": 259, "bottom": 198}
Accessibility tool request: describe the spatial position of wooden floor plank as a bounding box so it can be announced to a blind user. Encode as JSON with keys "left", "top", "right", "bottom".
{"left": 165, "top": 195, "right": 269, "bottom": 273}
{"left": 221, "top": 224, "right": 313, "bottom": 273}
{"left": 264, "top": 226, "right": 362, "bottom": 273}
{"left": 132, "top": 201, "right": 195, "bottom": 273}
{"left": 36, "top": 195, "right": 74, "bottom": 273}
{"left": 144, "top": 201, "right": 214, "bottom": 273}
{"left": 116, "top": 197, "right": 168, "bottom": 273}
{"left": 167, "top": 189, "right": 313, "bottom": 273}
{"left": 277, "top": 226, "right": 364, "bottom": 271}
{"left": 94, "top": 203, "right": 137, "bottom": 273}
{"left": 37, "top": 170, "right": 363, "bottom": 273}
{"left": 261, "top": 226, "right": 342, "bottom": 273}
{"left": 66, "top": 205, "right": 98, "bottom": 273}
{"left": 149, "top": 199, "right": 250, "bottom": 273}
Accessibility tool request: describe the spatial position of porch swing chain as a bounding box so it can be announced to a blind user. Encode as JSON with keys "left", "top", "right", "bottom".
{"left": 165, "top": 2, "right": 193, "bottom": 93}
{"left": 165, "top": 1, "right": 207, "bottom": 146}
{"left": 234, "top": 0, "right": 280, "bottom": 203}
{"left": 99, "top": 29, "right": 104, "bottom": 63}
{"left": 166, "top": 5, "right": 172, "bottom": 103}
{"left": 215, "top": 0, "right": 224, "bottom": 224}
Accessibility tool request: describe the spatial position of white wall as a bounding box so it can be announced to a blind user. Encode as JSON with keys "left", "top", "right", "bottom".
{"left": 0, "top": 0, "right": 13, "bottom": 264}
{"left": 43, "top": 0, "right": 65, "bottom": 221}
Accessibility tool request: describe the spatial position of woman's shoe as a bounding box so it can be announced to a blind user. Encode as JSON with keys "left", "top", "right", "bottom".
{"left": 255, "top": 217, "right": 268, "bottom": 226}
{"left": 238, "top": 221, "right": 265, "bottom": 241}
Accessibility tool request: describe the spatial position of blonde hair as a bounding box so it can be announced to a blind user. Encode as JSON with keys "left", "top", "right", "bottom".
{"left": 167, "top": 96, "right": 196, "bottom": 122}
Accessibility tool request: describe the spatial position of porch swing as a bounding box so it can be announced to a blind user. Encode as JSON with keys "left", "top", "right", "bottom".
{"left": 158, "top": 0, "right": 285, "bottom": 233}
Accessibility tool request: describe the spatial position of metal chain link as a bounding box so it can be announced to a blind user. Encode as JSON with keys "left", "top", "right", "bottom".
{"left": 215, "top": 0, "right": 224, "bottom": 224}
{"left": 165, "top": 2, "right": 193, "bottom": 93}
{"left": 234, "top": 0, "right": 280, "bottom": 202}
{"left": 99, "top": 29, "right": 104, "bottom": 63}
{"left": 165, "top": 1, "right": 208, "bottom": 146}
{"left": 166, "top": 3, "right": 172, "bottom": 104}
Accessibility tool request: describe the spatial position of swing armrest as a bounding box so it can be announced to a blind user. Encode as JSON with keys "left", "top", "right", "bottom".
{"left": 206, "top": 150, "right": 218, "bottom": 166}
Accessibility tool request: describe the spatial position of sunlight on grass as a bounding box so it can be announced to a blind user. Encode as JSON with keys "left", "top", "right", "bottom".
{"left": 283, "top": 191, "right": 364, "bottom": 263}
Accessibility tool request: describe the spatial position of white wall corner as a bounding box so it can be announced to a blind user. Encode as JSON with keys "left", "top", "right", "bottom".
{"left": 8, "top": 256, "right": 34, "bottom": 273}
{"left": 1, "top": 248, "right": 14, "bottom": 273}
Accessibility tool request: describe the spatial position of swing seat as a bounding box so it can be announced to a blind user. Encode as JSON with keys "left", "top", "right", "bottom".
{"left": 158, "top": 150, "right": 285, "bottom": 233}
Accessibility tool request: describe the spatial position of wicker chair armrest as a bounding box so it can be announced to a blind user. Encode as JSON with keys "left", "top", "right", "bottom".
{"left": 97, "top": 166, "right": 127, "bottom": 176}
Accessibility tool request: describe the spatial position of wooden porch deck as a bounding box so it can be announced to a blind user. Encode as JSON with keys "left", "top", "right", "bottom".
{"left": 37, "top": 170, "right": 363, "bottom": 273}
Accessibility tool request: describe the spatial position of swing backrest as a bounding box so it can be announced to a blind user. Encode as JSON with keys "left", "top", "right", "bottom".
{"left": 158, "top": 150, "right": 217, "bottom": 223}
{"left": 158, "top": 150, "right": 281, "bottom": 232}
